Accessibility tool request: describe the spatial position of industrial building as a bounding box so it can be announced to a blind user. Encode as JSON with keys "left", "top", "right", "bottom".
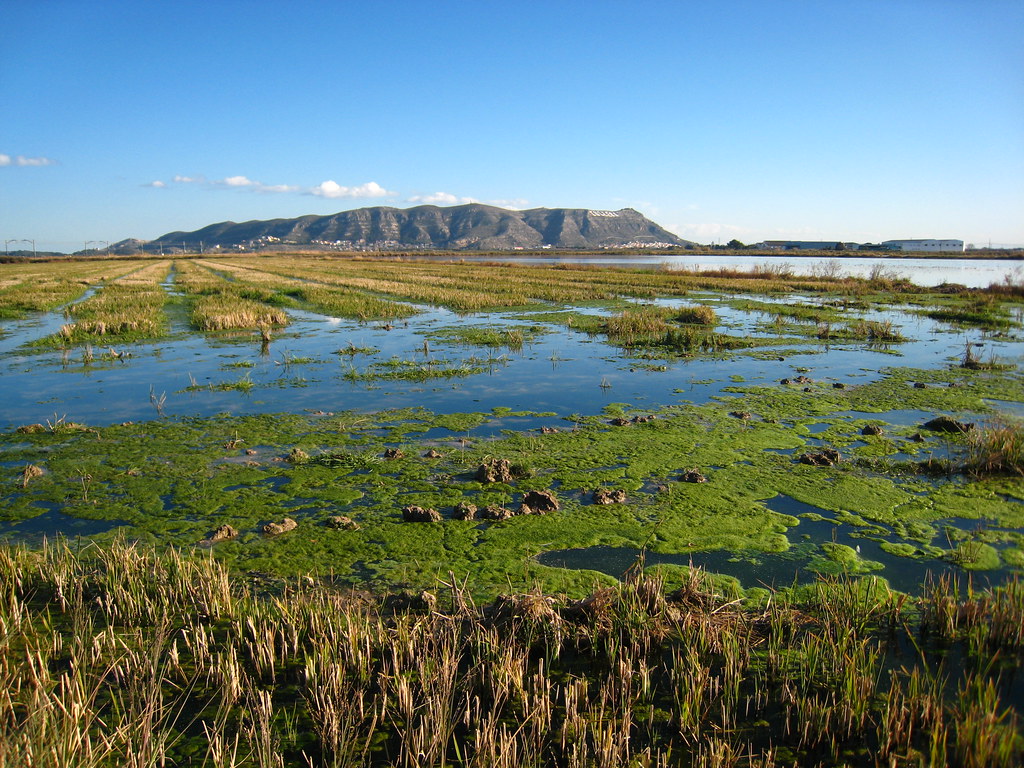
{"left": 879, "top": 239, "right": 964, "bottom": 253}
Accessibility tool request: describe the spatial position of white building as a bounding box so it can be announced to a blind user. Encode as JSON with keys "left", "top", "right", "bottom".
{"left": 881, "top": 239, "right": 964, "bottom": 253}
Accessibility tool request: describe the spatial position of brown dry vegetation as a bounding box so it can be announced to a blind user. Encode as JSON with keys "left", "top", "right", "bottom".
{"left": 0, "top": 539, "right": 1020, "bottom": 767}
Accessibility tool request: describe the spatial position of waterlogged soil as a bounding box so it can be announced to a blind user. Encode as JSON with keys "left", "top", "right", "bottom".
{"left": 1, "top": 278, "right": 1023, "bottom": 598}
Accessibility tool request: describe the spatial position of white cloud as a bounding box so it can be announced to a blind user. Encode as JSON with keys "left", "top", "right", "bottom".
{"left": 408, "top": 191, "right": 478, "bottom": 205}
{"left": 310, "top": 180, "right": 393, "bottom": 199}
{"left": 0, "top": 153, "right": 56, "bottom": 167}
{"left": 155, "top": 174, "right": 391, "bottom": 199}
{"left": 485, "top": 198, "right": 530, "bottom": 210}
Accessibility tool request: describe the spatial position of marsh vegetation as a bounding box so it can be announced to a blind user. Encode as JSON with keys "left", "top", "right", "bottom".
{"left": 0, "top": 254, "right": 1022, "bottom": 762}
{"left": 0, "top": 539, "right": 1020, "bottom": 767}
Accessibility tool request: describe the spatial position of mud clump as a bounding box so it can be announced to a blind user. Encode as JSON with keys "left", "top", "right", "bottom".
{"left": 479, "top": 505, "right": 513, "bottom": 521}
{"left": 402, "top": 506, "right": 441, "bottom": 523}
{"left": 489, "top": 592, "right": 560, "bottom": 624}
{"left": 861, "top": 424, "right": 884, "bottom": 436}
{"left": 799, "top": 449, "right": 841, "bottom": 467}
{"left": 286, "top": 448, "right": 309, "bottom": 464}
{"left": 208, "top": 524, "right": 238, "bottom": 543}
{"left": 384, "top": 448, "right": 405, "bottom": 459}
{"left": 679, "top": 468, "right": 707, "bottom": 483}
{"left": 593, "top": 488, "right": 628, "bottom": 505}
{"left": 325, "top": 516, "right": 359, "bottom": 530}
{"left": 452, "top": 502, "right": 478, "bottom": 521}
{"left": 520, "top": 489, "right": 560, "bottom": 515}
{"left": 423, "top": 449, "right": 443, "bottom": 459}
{"left": 609, "top": 417, "right": 632, "bottom": 427}
{"left": 262, "top": 518, "right": 298, "bottom": 535}
{"left": 923, "top": 416, "right": 974, "bottom": 434}
{"left": 476, "top": 457, "right": 516, "bottom": 483}
{"left": 729, "top": 411, "right": 752, "bottom": 420}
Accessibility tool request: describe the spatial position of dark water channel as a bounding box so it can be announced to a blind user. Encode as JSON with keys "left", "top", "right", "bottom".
{"left": 537, "top": 495, "right": 1018, "bottom": 596}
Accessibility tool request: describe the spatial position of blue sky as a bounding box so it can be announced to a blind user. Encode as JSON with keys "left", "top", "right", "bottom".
{"left": 2, "top": 0, "right": 1022, "bottom": 251}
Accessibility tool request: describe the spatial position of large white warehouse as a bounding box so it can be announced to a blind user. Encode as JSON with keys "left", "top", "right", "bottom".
{"left": 881, "top": 239, "right": 964, "bottom": 253}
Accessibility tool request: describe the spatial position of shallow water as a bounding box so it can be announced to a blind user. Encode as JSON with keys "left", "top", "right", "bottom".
{"left": 2, "top": 283, "right": 1023, "bottom": 592}
{"left": 1, "top": 298, "right": 1018, "bottom": 432}
{"left": 537, "top": 496, "right": 1016, "bottom": 595}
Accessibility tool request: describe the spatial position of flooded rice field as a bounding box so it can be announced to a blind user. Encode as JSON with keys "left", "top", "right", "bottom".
{"left": 1, "top": 256, "right": 1022, "bottom": 597}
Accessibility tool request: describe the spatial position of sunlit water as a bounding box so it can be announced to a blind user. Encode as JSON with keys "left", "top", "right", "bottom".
{"left": 452, "top": 254, "right": 1023, "bottom": 289}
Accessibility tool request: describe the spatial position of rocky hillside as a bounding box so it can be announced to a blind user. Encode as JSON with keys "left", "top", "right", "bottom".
{"left": 145, "top": 204, "right": 692, "bottom": 251}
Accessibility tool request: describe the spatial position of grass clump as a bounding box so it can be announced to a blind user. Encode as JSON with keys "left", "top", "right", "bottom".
{"left": 189, "top": 294, "right": 289, "bottom": 331}
{"left": 965, "top": 417, "right": 1024, "bottom": 476}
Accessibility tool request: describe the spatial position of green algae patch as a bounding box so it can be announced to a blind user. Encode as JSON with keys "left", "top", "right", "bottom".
{"left": 809, "top": 543, "right": 885, "bottom": 575}
{"left": 425, "top": 324, "right": 550, "bottom": 349}
{"left": 3, "top": 386, "right": 1023, "bottom": 597}
{"left": 879, "top": 541, "right": 923, "bottom": 559}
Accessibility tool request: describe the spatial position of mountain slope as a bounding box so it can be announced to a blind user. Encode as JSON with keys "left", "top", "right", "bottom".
{"left": 147, "top": 204, "right": 692, "bottom": 251}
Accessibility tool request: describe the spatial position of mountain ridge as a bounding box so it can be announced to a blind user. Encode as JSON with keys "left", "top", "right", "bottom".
{"left": 140, "top": 204, "right": 694, "bottom": 252}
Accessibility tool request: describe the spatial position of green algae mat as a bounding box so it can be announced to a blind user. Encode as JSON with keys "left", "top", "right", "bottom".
{"left": 4, "top": 362, "right": 1022, "bottom": 599}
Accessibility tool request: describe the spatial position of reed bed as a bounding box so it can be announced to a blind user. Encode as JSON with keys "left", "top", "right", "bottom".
{"left": 173, "top": 260, "right": 291, "bottom": 331}
{"left": 189, "top": 294, "right": 290, "bottom": 332}
{"left": 0, "top": 539, "right": 1020, "bottom": 767}
{"left": 53, "top": 261, "right": 173, "bottom": 344}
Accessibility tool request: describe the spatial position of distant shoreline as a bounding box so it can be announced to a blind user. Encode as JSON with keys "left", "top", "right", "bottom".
{"left": 2, "top": 248, "right": 1021, "bottom": 262}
